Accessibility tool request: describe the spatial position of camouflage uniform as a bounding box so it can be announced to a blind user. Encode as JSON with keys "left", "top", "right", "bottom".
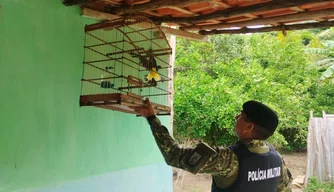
{"left": 148, "top": 117, "right": 293, "bottom": 192}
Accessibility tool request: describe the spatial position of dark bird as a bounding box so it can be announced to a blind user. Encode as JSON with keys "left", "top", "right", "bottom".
{"left": 130, "top": 49, "right": 162, "bottom": 86}
{"left": 130, "top": 49, "right": 161, "bottom": 70}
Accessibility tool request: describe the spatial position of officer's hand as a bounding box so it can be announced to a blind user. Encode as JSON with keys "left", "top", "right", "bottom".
{"left": 129, "top": 98, "right": 155, "bottom": 117}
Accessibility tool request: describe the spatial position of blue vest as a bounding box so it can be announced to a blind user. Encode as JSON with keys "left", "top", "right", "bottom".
{"left": 211, "top": 142, "right": 282, "bottom": 192}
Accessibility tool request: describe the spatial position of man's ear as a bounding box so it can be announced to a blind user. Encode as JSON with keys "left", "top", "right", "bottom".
{"left": 246, "top": 122, "right": 254, "bottom": 131}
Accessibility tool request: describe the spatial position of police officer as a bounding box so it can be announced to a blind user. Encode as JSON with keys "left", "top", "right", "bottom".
{"left": 130, "top": 99, "right": 293, "bottom": 192}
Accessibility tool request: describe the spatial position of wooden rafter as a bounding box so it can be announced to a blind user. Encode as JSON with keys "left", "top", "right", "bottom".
{"left": 290, "top": 6, "right": 305, "bottom": 12}
{"left": 152, "top": 0, "right": 333, "bottom": 24}
{"left": 160, "top": 27, "right": 209, "bottom": 42}
{"left": 65, "top": 0, "right": 334, "bottom": 37}
{"left": 199, "top": 21, "right": 334, "bottom": 35}
{"left": 82, "top": 7, "right": 120, "bottom": 20}
{"left": 181, "top": 9, "right": 334, "bottom": 31}
{"left": 162, "top": 6, "right": 198, "bottom": 16}
{"left": 81, "top": 7, "right": 209, "bottom": 42}
{"left": 110, "top": 0, "right": 211, "bottom": 15}
{"left": 243, "top": 13, "right": 258, "bottom": 19}
{"left": 211, "top": 0, "right": 231, "bottom": 9}
{"left": 63, "top": 0, "right": 96, "bottom": 6}
{"left": 144, "top": 10, "right": 163, "bottom": 17}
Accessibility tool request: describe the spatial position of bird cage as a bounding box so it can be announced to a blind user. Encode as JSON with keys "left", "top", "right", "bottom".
{"left": 80, "top": 16, "right": 172, "bottom": 115}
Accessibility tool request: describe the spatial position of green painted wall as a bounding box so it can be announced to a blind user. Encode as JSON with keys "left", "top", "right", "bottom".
{"left": 0, "top": 0, "right": 170, "bottom": 191}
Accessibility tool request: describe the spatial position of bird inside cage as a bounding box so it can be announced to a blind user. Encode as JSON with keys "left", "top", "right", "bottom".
{"left": 146, "top": 67, "right": 161, "bottom": 86}
{"left": 130, "top": 48, "right": 161, "bottom": 86}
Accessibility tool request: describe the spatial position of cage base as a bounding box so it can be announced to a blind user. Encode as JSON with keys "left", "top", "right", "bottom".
{"left": 80, "top": 93, "right": 170, "bottom": 115}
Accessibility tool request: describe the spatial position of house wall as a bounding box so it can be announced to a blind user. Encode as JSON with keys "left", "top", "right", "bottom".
{"left": 0, "top": 0, "right": 172, "bottom": 191}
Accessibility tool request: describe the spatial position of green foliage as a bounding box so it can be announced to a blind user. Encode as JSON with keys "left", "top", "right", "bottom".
{"left": 173, "top": 29, "right": 334, "bottom": 149}
{"left": 305, "top": 29, "right": 334, "bottom": 81}
{"left": 317, "top": 28, "right": 334, "bottom": 40}
{"left": 308, "top": 83, "right": 334, "bottom": 116}
{"left": 304, "top": 177, "right": 334, "bottom": 192}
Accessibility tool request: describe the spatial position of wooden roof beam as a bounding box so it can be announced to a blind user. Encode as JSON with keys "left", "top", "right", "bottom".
{"left": 210, "top": 0, "right": 231, "bottom": 9}
{"left": 290, "top": 6, "right": 305, "bottom": 12}
{"left": 243, "top": 13, "right": 258, "bottom": 19}
{"left": 110, "top": 0, "right": 210, "bottom": 15}
{"left": 153, "top": 0, "right": 333, "bottom": 24}
{"left": 181, "top": 8, "right": 334, "bottom": 31}
{"left": 144, "top": 10, "right": 163, "bottom": 17}
{"left": 160, "top": 27, "right": 209, "bottom": 42}
{"left": 81, "top": 8, "right": 209, "bottom": 42}
{"left": 199, "top": 21, "right": 334, "bottom": 35}
{"left": 63, "top": 0, "right": 96, "bottom": 6}
{"left": 316, "top": 18, "right": 327, "bottom": 21}
{"left": 162, "top": 6, "right": 198, "bottom": 16}
{"left": 82, "top": 7, "right": 120, "bottom": 20}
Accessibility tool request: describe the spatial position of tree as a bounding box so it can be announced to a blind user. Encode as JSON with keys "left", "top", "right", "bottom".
{"left": 306, "top": 28, "right": 334, "bottom": 82}
{"left": 173, "top": 30, "right": 333, "bottom": 150}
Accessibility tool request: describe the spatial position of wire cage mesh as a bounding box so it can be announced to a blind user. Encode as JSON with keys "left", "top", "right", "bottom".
{"left": 80, "top": 16, "right": 172, "bottom": 115}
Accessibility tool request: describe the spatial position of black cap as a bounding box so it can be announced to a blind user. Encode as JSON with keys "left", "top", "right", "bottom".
{"left": 242, "top": 100, "right": 279, "bottom": 133}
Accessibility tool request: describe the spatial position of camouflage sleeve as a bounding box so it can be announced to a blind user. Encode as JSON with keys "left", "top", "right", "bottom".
{"left": 277, "top": 155, "right": 293, "bottom": 192}
{"left": 197, "top": 146, "right": 238, "bottom": 176}
{"left": 148, "top": 116, "right": 238, "bottom": 178}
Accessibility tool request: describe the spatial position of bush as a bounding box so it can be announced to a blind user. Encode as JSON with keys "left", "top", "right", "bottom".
{"left": 304, "top": 177, "right": 334, "bottom": 192}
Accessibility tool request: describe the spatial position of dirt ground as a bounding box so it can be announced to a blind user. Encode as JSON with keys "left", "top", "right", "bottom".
{"left": 173, "top": 152, "right": 307, "bottom": 192}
